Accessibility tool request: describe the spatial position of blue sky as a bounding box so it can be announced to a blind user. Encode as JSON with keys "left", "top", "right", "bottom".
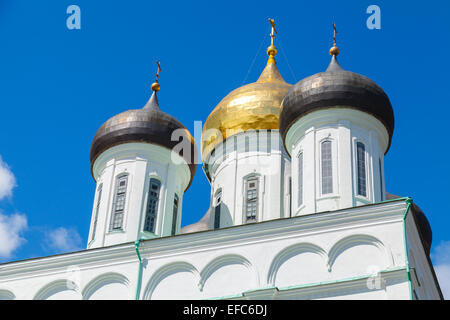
{"left": 0, "top": 0, "right": 449, "bottom": 296}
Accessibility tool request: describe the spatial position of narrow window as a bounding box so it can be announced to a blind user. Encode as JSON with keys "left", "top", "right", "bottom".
{"left": 171, "top": 194, "right": 179, "bottom": 236}
{"left": 298, "top": 153, "right": 303, "bottom": 206}
{"left": 379, "top": 158, "right": 384, "bottom": 200}
{"left": 357, "top": 142, "right": 367, "bottom": 196}
{"left": 256, "top": 130, "right": 260, "bottom": 152}
{"left": 321, "top": 141, "right": 333, "bottom": 194}
{"left": 267, "top": 129, "right": 272, "bottom": 153}
{"left": 245, "top": 136, "right": 250, "bottom": 152}
{"left": 91, "top": 184, "right": 102, "bottom": 240}
{"left": 288, "top": 177, "right": 292, "bottom": 216}
{"left": 245, "top": 177, "right": 259, "bottom": 223}
{"left": 110, "top": 175, "right": 128, "bottom": 231}
{"left": 214, "top": 190, "right": 222, "bottom": 229}
{"left": 144, "top": 178, "right": 161, "bottom": 233}
{"left": 222, "top": 141, "right": 226, "bottom": 158}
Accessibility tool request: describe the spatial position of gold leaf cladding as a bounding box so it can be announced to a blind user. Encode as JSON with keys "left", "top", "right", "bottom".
{"left": 201, "top": 62, "right": 291, "bottom": 163}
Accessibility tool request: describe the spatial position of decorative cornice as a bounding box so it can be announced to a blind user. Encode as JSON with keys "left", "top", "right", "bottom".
{"left": 0, "top": 200, "right": 408, "bottom": 281}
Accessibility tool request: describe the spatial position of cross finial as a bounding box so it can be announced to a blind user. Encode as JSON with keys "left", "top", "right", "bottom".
{"left": 155, "top": 60, "right": 161, "bottom": 81}
{"left": 151, "top": 60, "right": 161, "bottom": 92}
{"left": 332, "top": 22, "right": 337, "bottom": 46}
{"left": 268, "top": 18, "right": 277, "bottom": 46}
{"left": 329, "top": 23, "right": 340, "bottom": 56}
{"left": 266, "top": 18, "right": 278, "bottom": 64}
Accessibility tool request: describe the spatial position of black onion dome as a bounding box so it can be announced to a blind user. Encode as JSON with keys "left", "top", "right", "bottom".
{"left": 386, "top": 193, "right": 432, "bottom": 255}
{"left": 90, "top": 91, "right": 197, "bottom": 191}
{"left": 279, "top": 56, "right": 394, "bottom": 154}
{"left": 411, "top": 203, "right": 433, "bottom": 255}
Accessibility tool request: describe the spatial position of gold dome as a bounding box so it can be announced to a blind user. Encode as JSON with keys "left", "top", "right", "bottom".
{"left": 201, "top": 57, "right": 291, "bottom": 166}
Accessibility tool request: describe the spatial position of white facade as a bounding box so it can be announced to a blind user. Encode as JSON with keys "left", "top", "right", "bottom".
{"left": 88, "top": 143, "right": 191, "bottom": 249}
{"left": 204, "top": 130, "right": 291, "bottom": 228}
{"left": 285, "top": 108, "right": 389, "bottom": 216}
{"left": 0, "top": 33, "right": 442, "bottom": 300}
{"left": 0, "top": 200, "right": 441, "bottom": 300}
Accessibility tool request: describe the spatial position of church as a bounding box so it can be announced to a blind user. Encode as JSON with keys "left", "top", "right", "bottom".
{"left": 0, "top": 20, "right": 443, "bottom": 300}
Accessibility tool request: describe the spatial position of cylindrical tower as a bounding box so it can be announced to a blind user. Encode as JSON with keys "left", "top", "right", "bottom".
{"left": 200, "top": 20, "right": 292, "bottom": 229}
{"left": 87, "top": 77, "right": 197, "bottom": 249}
{"left": 279, "top": 38, "right": 394, "bottom": 216}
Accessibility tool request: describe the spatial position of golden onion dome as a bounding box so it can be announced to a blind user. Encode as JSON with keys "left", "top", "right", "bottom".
{"left": 201, "top": 38, "right": 291, "bottom": 171}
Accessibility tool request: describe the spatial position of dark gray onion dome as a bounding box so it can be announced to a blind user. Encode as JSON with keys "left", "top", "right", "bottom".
{"left": 90, "top": 88, "right": 197, "bottom": 191}
{"left": 279, "top": 55, "right": 394, "bottom": 154}
{"left": 411, "top": 203, "right": 433, "bottom": 255}
{"left": 386, "top": 193, "right": 432, "bottom": 255}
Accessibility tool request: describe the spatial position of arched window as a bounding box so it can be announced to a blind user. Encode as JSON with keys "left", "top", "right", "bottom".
{"left": 110, "top": 174, "right": 128, "bottom": 231}
{"left": 356, "top": 142, "right": 367, "bottom": 197}
{"left": 214, "top": 189, "right": 222, "bottom": 229}
{"left": 244, "top": 177, "right": 259, "bottom": 223}
{"left": 171, "top": 194, "right": 179, "bottom": 236}
{"left": 321, "top": 141, "right": 333, "bottom": 194}
{"left": 298, "top": 153, "right": 303, "bottom": 206}
{"left": 144, "top": 178, "right": 161, "bottom": 233}
{"left": 91, "top": 184, "right": 103, "bottom": 240}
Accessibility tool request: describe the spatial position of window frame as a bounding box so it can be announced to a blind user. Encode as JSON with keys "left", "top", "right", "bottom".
{"left": 143, "top": 177, "right": 161, "bottom": 233}
{"left": 213, "top": 189, "right": 222, "bottom": 229}
{"left": 320, "top": 140, "right": 333, "bottom": 195}
{"left": 171, "top": 194, "right": 179, "bottom": 236}
{"left": 356, "top": 141, "right": 367, "bottom": 197}
{"left": 243, "top": 176, "right": 259, "bottom": 223}
{"left": 297, "top": 152, "right": 304, "bottom": 207}
{"left": 109, "top": 174, "right": 129, "bottom": 231}
{"left": 379, "top": 158, "right": 384, "bottom": 201}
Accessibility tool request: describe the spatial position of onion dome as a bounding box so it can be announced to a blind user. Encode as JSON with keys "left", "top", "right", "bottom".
{"left": 279, "top": 32, "right": 394, "bottom": 154}
{"left": 201, "top": 19, "right": 291, "bottom": 178}
{"left": 386, "top": 194, "right": 432, "bottom": 255}
{"left": 90, "top": 78, "right": 197, "bottom": 191}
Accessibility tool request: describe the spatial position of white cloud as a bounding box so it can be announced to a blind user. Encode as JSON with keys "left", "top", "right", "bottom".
{"left": 0, "top": 213, "right": 27, "bottom": 259}
{"left": 44, "top": 227, "right": 82, "bottom": 253}
{"left": 0, "top": 156, "right": 16, "bottom": 200}
{"left": 432, "top": 241, "right": 450, "bottom": 299}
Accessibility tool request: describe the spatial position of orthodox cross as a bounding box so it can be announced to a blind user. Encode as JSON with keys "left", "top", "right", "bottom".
{"left": 268, "top": 18, "right": 277, "bottom": 46}
{"left": 333, "top": 22, "right": 337, "bottom": 46}
{"left": 155, "top": 60, "right": 161, "bottom": 81}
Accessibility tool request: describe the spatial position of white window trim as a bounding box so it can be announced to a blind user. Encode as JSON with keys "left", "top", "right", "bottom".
{"left": 143, "top": 177, "right": 162, "bottom": 234}
{"left": 108, "top": 173, "right": 130, "bottom": 233}
{"left": 171, "top": 193, "right": 179, "bottom": 236}
{"left": 242, "top": 173, "right": 262, "bottom": 224}
{"left": 297, "top": 151, "right": 304, "bottom": 209}
{"left": 353, "top": 139, "right": 372, "bottom": 202}
{"left": 318, "top": 138, "right": 339, "bottom": 199}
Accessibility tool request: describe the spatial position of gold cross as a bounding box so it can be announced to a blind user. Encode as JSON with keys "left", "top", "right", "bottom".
{"left": 155, "top": 60, "right": 161, "bottom": 81}
{"left": 333, "top": 22, "right": 337, "bottom": 46}
{"left": 268, "top": 18, "right": 277, "bottom": 45}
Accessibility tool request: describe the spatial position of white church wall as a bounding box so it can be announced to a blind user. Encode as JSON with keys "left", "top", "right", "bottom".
{"left": 82, "top": 272, "right": 132, "bottom": 300}
{"left": 0, "top": 200, "right": 439, "bottom": 300}
{"left": 270, "top": 243, "right": 329, "bottom": 288}
{"left": 0, "top": 289, "right": 15, "bottom": 300}
{"left": 404, "top": 210, "right": 442, "bottom": 300}
{"left": 286, "top": 108, "right": 389, "bottom": 216}
{"left": 206, "top": 130, "right": 291, "bottom": 228}
{"left": 88, "top": 143, "right": 191, "bottom": 249}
